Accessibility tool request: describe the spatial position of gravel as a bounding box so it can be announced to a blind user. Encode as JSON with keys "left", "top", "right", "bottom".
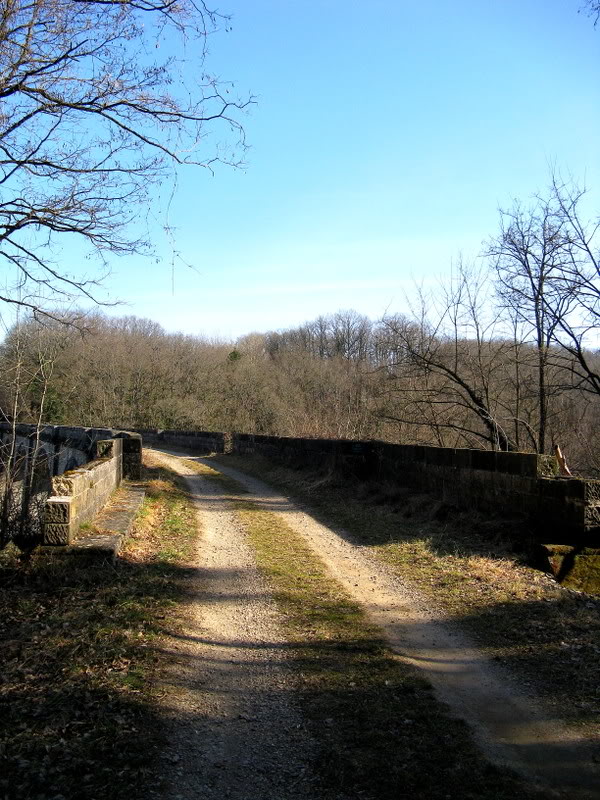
{"left": 153, "top": 449, "right": 599, "bottom": 800}
{"left": 154, "top": 453, "right": 319, "bottom": 800}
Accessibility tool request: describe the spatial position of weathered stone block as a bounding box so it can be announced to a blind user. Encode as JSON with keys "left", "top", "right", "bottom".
{"left": 584, "top": 502, "right": 600, "bottom": 529}
{"left": 123, "top": 454, "right": 141, "bottom": 480}
{"left": 584, "top": 480, "right": 600, "bottom": 508}
{"left": 119, "top": 437, "right": 141, "bottom": 479}
{"left": 120, "top": 436, "right": 141, "bottom": 454}
{"left": 52, "top": 474, "right": 75, "bottom": 494}
{"left": 44, "top": 522, "right": 71, "bottom": 545}
{"left": 453, "top": 448, "right": 472, "bottom": 470}
{"left": 537, "top": 454, "right": 559, "bottom": 478}
{"left": 96, "top": 439, "right": 114, "bottom": 458}
{"left": 45, "top": 496, "right": 72, "bottom": 523}
{"left": 471, "top": 450, "right": 496, "bottom": 471}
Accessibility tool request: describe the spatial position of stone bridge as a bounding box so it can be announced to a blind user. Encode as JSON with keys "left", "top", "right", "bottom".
{"left": 0, "top": 424, "right": 141, "bottom": 548}
{"left": 137, "top": 428, "right": 600, "bottom": 592}
{"left": 2, "top": 423, "right": 599, "bottom": 590}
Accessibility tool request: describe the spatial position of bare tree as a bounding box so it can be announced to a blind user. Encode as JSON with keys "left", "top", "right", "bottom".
{"left": 0, "top": 0, "right": 250, "bottom": 321}
{"left": 331, "top": 310, "right": 372, "bottom": 361}
{"left": 486, "top": 177, "right": 600, "bottom": 418}
{"left": 379, "top": 265, "right": 519, "bottom": 451}
{"left": 544, "top": 176, "right": 600, "bottom": 397}
{"left": 0, "top": 315, "right": 61, "bottom": 550}
{"left": 486, "top": 193, "right": 572, "bottom": 452}
{"left": 581, "top": 1, "right": 600, "bottom": 25}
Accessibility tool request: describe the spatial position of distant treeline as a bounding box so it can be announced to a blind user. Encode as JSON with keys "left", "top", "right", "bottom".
{"left": 1, "top": 178, "right": 599, "bottom": 475}
{"left": 0, "top": 303, "right": 598, "bottom": 476}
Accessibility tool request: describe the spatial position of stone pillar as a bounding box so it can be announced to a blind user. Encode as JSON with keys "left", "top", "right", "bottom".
{"left": 121, "top": 435, "right": 142, "bottom": 480}
{"left": 44, "top": 496, "right": 74, "bottom": 545}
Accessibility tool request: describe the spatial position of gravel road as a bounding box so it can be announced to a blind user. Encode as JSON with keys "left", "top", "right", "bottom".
{"left": 152, "top": 449, "right": 599, "bottom": 800}
{"left": 154, "top": 452, "right": 319, "bottom": 800}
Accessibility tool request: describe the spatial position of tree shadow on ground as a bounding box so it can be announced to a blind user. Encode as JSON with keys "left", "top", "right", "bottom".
{"left": 201, "top": 453, "right": 600, "bottom": 723}
{"left": 449, "top": 594, "right": 600, "bottom": 720}
{"left": 0, "top": 544, "right": 201, "bottom": 800}
{"left": 2, "top": 541, "right": 597, "bottom": 799}
{"left": 144, "top": 588, "right": 598, "bottom": 800}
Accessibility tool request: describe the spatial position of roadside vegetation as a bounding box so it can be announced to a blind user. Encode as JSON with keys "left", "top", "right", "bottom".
{"left": 213, "top": 452, "right": 600, "bottom": 737}
{"left": 0, "top": 457, "right": 198, "bottom": 800}
{"left": 183, "top": 457, "right": 543, "bottom": 800}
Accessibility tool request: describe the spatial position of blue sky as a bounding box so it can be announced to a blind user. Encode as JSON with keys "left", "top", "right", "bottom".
{"left": 98, "top": 1, "right": 600, "bottom": 339}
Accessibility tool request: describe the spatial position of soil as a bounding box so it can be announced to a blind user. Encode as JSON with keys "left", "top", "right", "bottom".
{"left": 151, "top": 449, "right": 599, "bottom": 800}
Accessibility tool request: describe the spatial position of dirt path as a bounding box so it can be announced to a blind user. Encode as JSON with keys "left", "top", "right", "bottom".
{"left": 152, "top": 448, "right": 598, "bottom": 800}
{"left": 153, "top": 452, "right": 319, "bottom": 800}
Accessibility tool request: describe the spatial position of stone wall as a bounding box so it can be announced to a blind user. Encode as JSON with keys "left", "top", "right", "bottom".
{"left": 44, "top": 438, "right": 124, "bottom": 545}
{"left": 232, "top": 434, "right": 600, "bottom": 545}
{"left": 130, "top": 427, "right": 598, "bottom": 543}
{"left": 0, "top": 423, "right": 142, "bottom": 480}
{"left": 132, "top": 428, "right": 229, "bottom": 454}
{"left": 0, "top": 424, "right": 142, "bottom": 547}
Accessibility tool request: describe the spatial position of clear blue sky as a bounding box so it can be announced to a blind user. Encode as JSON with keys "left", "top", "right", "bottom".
{"left": 99, "top": 0, "right": 600, "bottom": 340}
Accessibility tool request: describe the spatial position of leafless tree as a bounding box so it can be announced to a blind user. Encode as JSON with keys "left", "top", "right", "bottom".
{"left": 0, "top": 0, "right": 250, "bottom": 321}
{"left": 0, "top": 315, "right": 60, "bottom": 549}
{"left": 581, "top": 1, "right": 600, "bottom": 25}
{"left": 486, "top": 193, "right": 572, "bottom": 452}
{"left": 330, "top": 310, "right": 372, "bottom": 361}
{"left": 544, "top": 176, "right": 600, "bottom": 397}
{"left": 379, "top": 265, "right": 520, "bottom": 451}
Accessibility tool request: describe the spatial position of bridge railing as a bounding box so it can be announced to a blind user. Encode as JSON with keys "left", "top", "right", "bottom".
{"left": 0, "top": 424, "right": 141, "bottom": 550}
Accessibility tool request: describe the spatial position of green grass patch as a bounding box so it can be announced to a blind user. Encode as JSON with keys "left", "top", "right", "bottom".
{"left": 0, "top": 461, "right": 199, "bottom": 800}
{"left": 188, "top": 459, "right": 541, "bottom": 799}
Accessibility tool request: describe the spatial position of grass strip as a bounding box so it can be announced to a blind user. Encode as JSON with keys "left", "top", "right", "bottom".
{"left": 185, "top": 458, "right": 541, "bottom": 800}
{"left": 0, "top": 460, "right": 198, "bottom": 800}
{"left": 213, "top": 453, "right": 600, "bottom": 733}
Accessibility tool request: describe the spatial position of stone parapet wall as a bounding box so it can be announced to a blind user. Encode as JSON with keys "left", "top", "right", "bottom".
{"left": 0, "top": 424, "right": 142, "bottom": 547}
{"left": 0, "top": 423, "right": 141, "bottom": 480}
{"left": 231, "top": 434, "right": 599, "bottom": 545}
{"left": 44, "top": 439, "right": 123, "bottom": 545}
{"left": 131, "top": 428, "right": 229, "bottom": 455}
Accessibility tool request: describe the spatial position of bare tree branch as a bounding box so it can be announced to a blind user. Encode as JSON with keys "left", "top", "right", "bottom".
{"left": 0, "top": 0, "right": 252, "bottom": 317}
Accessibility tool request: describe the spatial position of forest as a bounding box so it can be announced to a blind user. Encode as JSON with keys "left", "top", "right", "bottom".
{"left": 1, "top": 178, "right": 599, "bottom": 477}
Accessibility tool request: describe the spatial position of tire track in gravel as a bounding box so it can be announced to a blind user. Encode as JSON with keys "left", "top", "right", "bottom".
{"left": 151, "top": 451, "right": 319, "bottom": 800}
{"left": 156, "top": 449, "right": 599, "bottom": 800}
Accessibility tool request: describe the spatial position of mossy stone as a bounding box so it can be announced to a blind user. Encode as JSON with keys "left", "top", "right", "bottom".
{"left": 542, "top": 544, "right": 600, "bottom": 594}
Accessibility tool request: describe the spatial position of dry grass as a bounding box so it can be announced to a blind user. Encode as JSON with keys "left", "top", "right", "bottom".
{"left": 0, "top": 458, "right": 199, "bottom": 800}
